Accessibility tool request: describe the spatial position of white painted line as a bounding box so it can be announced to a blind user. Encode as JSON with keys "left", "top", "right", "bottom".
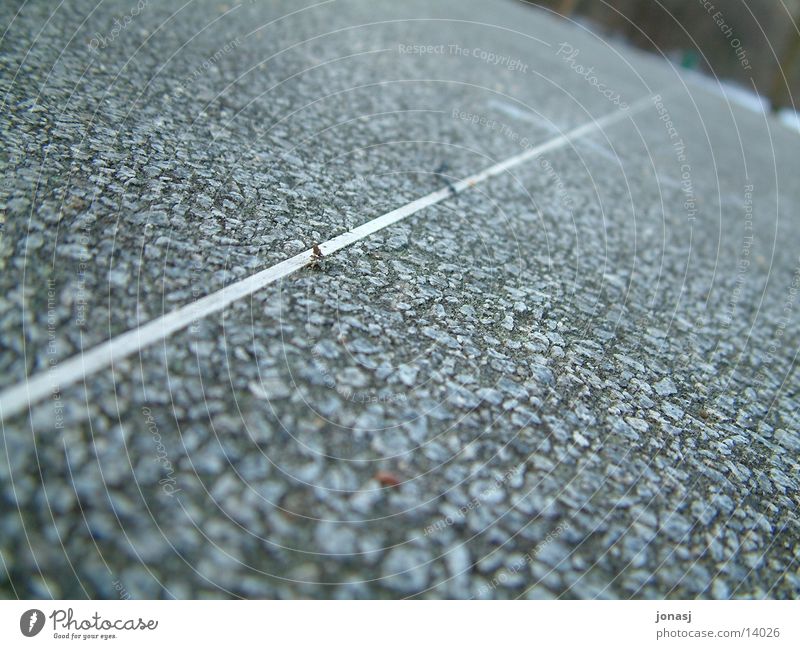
{"left": 486, "top": 98, "right": 555, "bottom": 129}
{"left": 0, "top": 93, "right": 658, "bottom": 423}
{"left": 486, "top": 98, "right": 622, "bottom": 165}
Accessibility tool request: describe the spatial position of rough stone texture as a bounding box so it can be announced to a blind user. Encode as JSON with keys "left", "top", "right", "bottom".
{"left": 1, "top": 0, "right": 799, "bottom": 599}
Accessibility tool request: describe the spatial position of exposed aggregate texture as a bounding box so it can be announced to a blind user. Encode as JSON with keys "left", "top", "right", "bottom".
{"left": 1, "top": 0, "right": 799, "bottom": 599}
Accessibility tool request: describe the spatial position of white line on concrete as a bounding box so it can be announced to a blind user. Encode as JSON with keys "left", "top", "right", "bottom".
{"left": 0, "top": 93, "right": 658, "bottom": 423}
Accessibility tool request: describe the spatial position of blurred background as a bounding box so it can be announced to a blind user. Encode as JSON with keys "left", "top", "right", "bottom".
{"left": 525, "top": 0, "right": 800, "bottom": 113}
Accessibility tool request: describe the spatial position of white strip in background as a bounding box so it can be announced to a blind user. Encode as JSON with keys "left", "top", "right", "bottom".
{"left": 0, "top": 94, "right": 657, "bottom": 422}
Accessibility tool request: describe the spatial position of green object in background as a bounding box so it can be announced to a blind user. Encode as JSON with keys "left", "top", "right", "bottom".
{"left": 681, "top": 50, "right": 700, "bottom": 69}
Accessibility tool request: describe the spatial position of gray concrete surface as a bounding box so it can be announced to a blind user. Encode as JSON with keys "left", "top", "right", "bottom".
{"left": 1, "top": 0, "right": 799, "bottom": 598}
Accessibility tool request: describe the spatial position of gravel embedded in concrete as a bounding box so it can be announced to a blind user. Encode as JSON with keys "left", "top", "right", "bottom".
{"left": 1, "top": 0, "right": 799, "bottom": 600}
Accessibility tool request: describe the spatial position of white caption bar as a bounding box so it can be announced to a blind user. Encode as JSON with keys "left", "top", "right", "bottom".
{"left": 0, "top": 600, "right": 796, "bottom": 648}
